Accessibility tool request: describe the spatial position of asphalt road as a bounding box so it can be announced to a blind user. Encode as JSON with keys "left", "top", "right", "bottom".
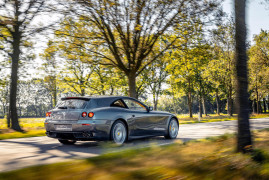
{"left": 0, "top": 118, "right": 269, "bottom": 172}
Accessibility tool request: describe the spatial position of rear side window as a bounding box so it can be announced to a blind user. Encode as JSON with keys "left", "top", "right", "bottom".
{"left": 123, "top": 99, "right": 147, "bottom": 111}
{"left": 111, "top": 99, "right": 127, "bottom": 108}
{"left": 56, "top": 99, "right": 86, "bottom": 109}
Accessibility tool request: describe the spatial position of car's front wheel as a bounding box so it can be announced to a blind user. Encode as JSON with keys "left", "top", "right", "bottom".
{"left": 111, "top": 121, "right": 127, "bottom": 145}
{"left": 165, "top": 118, "right": 179, "bottom": 139}
{"left": 58, "top": 139, "right": 76, "bottom": 145}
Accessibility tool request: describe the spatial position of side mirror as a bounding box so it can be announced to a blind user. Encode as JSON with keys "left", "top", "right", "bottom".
{"left": 148, "top": 106, "right": 153, "bottom": 112}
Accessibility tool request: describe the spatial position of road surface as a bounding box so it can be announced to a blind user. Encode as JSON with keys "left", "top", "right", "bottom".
{"left": 0, "top": 118, "right": 269, "bottom": 172}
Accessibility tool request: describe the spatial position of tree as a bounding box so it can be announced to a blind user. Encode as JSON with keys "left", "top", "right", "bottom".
{"left": 234, "top": 0, "right": 252, "bottom": 153}
{"left": 210, "top": 19, "right": 236, "bottom": 116}
{"left": 40, "top": 40, "right": 60, "bottom": 108}
{"left": 71, "top": 0, "right": 221, "bottom": 98}
{"left": 44, "top": 18, "right": 125, "bottom": 97}
{"left": 248, "top": 30, "right": 269, "bottom": 114}
{"left": 0, "top": 0, "right": 51, "bottom": 131}
{"left": 17, "top": 79, "right": 51, "bottom": 117}
{"left": 142, "top": 56, "right": 168, "bottom": 110}
{"left": 0, "top": 77, "right": 9, "bottom": 118}
{"left": 167, "top": 20, "right": 211, "bottom": 118}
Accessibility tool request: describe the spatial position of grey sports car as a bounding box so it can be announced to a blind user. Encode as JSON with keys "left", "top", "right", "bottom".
{"left": 45, "top": 96, "right": 179, "bottom": 145}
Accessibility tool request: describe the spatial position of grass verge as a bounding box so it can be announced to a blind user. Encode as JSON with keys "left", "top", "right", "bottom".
{"left": 178, "top": 113, "right": 269, "bottom": 124}
{"left": 0, "top": 130, "right": 45, "bottom": 140}
{"left": 0, "top": 118, "right": 45, "bottom": 140}
{"left": 1, "top": 129, "right": 269, "bottom": 179}
{"left": 0, "top": 114, "right": 268, "bottom": 140}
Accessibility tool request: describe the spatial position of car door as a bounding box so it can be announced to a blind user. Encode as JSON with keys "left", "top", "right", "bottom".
{"left": 122, "top": 98, "right": 155, "bottom": 136}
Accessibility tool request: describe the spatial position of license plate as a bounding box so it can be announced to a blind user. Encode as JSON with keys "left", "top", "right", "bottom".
{"left": 55, "top": 124, "right": 72, "bottom": 131}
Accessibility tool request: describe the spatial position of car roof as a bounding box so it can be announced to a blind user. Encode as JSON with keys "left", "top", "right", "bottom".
{"left": 62, "top": 96, "right": 131, "bottom": 100}
{"left": 61, "top": 96, "right": 146, "bottom": 108}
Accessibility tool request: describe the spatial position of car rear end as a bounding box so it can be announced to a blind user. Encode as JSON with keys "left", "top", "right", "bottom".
{"left": 45, "top": 97, "right": 110, "bottom": 141}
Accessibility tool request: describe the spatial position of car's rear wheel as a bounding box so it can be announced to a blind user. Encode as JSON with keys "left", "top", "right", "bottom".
{"left": 165, "top": 118, "right": 179, "bottom": 139}
{"left": 58, "top": 139, "right": 76, "bottom": 145}
{"left": 111, "top": 121, "right": 127, "bottom": 145}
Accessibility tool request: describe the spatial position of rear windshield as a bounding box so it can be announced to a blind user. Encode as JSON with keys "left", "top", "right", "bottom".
{"left": 56, "top": 99, "right": 86, "bottom": 109}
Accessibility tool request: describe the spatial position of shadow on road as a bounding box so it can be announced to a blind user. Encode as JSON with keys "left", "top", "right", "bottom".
{"left": 0, "top": 136, "right": 177, "bottom": 171}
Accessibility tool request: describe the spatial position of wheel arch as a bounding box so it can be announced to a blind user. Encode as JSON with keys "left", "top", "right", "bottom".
{"left": 171, "top": 116, "right": 179, "bottom": 125}
{"left": 164, "top": 116, "right": 179, "bottom": 139}
{"left": 110, "top": 118, "right": 129, "bottom": 140}
{"left": 166, "top": 115, "right": 179, "bottom": 128}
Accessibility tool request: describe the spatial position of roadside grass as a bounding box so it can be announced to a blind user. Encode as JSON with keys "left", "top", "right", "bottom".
{"left": 0, "top": 129, "right": 45, "bottom": 140}
{"left": 1, "top": 129, "right": 269, "bottom": 179}
{"left": 0, "top": 118, "right": 45, "bottom": 140}
{"left": 178, "top": 113, "right": 269, "bottom": 124}
{"left": 0, "top": 114, "right": 269, "bottom": 140}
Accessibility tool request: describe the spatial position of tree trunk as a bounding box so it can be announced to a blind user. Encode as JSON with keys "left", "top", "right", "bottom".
{"left": 253, "top": 99, "right": 257, "bottom": 113}
{"left": 153, "top": 94, "right": 157, "bottom": 110}
{"left": 7, "top": 107, "right": 11, "bottom": 128}
{"left": 18, "top": 102, "right": 21, "bottom": 117}
{"left": 188, "top": 91, "right": 193, "bottom": 118}
{"left": 231, "top": 99, "right": 234, "bottom": 115}
{"left": 154, "top": 93, "right": 160, "bottom": 111}
{"left": 258, "top": 101, "right": 262, "bottom": 113}
{"left": 235, "top": 0, "right": 252, "bottom": 153}
{"left": 128, "top": 73, "right": 138, "bottom": 99}
{"left": 202, "top": 95, "right": 207, "bottom": 116}
{"left": 53, "top": 78, "right": 57, "bottom": 107}
{"left": 9, "top": 26, "right": 23, "bottom": 131}
{"left": 216, "top": 91, "right": 220, "bottom": 115}
{"left": 81, "top": 88, "right": 85, "bottom": 96}
{"left": 110, "top": 85, "right": 114, "bottom": 95}
{"left": 198, "top": 95, "right": 202, "bottom": 118}
{"left": 263, "top": 98, "right": 266, "bottom": 113}
{"left": 172, "top": 91, "right": 178, "bottom": 115}
{"left": 227, "top": 97, "right": 233, "bottom": 116}
{"left": 256, "top": 87, "right": 260, "bottom": 114}
{"left": 252, "top": 100, "right": 255, "bottom": 113}
{"left": 154, "top": 99, "right": 158, "bottom": 111}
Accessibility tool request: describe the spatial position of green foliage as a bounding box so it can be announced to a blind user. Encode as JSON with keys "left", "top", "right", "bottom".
{"left": 41, "top": 18, "right": 127, "bottom": 97}
{"left": 248, "top": 30, "right": 269, "bottom": 104}
{"left": 166, "top": 20, "right": 213, "bottom": 116}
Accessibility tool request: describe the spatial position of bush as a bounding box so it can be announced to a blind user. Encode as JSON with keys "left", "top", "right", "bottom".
{"left": 251, "top": 149, "right": 269, "bottom": 163}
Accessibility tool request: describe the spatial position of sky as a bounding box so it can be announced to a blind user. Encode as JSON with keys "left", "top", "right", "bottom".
{"left": 223, "top": 0, "right": 269, "bottom": 42}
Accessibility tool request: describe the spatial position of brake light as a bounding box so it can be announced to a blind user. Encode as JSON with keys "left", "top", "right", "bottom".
{"left": 46, "top": 112, "right": 51, "bottom": 117}
{"left": 82, "top": 112, "right": 87, "bottom": 117}
{"left": 88, "top": 112, "right": 94, "bottom": 118}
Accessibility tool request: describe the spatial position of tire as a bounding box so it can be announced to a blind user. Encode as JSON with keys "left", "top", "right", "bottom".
{"left": 165, "top": 118, "right": 179, "bottom": 139}
{"left": 111, "top": 121, "right": 127, "bottom": 145}
{"left": 58, "top": 139, "right": 76, "bottom": 145}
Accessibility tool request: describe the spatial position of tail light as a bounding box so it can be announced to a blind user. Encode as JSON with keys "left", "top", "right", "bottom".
{"left": 88, "top": 112, "right": 94, "bottom": 118}
{"left": 46, "top": 112, "right": 51, "bottom": 117}
{"left": 82, "top": 124, "right": 90, "bottom": 126}
{"left": 82, "top": 112, "right": 87, "bottom": 117}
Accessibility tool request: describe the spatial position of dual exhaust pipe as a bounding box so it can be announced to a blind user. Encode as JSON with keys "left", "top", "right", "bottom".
{"left": 82, "top": 132, "right": 93, "bottom": 138}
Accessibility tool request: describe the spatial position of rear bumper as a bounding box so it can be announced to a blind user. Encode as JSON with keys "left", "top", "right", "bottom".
{"left": 45, "top": 131, "right": 108, "bottom": 141}
{"left": 45, "top": 119, "right": 113, "bottom": 141}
